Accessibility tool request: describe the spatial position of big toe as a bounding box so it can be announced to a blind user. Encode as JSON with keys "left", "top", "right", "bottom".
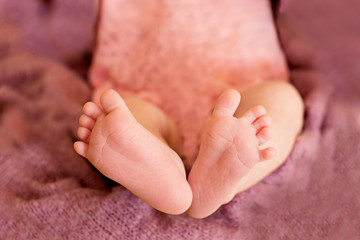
{"left": 213, "top": 89, "right": 241, "bottom": 116}
{"left": 100, "top": 89, "right": 127, "bottom": 114}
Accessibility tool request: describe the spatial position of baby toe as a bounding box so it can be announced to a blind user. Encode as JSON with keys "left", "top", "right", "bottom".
{"left": 100, "top": 89, "right": 127, "bottom": 114}
{"left": 243, "top": 105, "right": 266, "bottom": 124}
{"left": 83, "top": 102, "right": 102, "bottom": 119}
{"left": 259, "top": 147, "right": 277, "bottom": 161}
{"left": 77, "top": 127, "right": 91, "bottom": 142}
{"left": 252, "top": 115, "right": 271, "bottom": 133}
{"left": 256, "top": 126, "right": 272, "bottom": 145}
{"left": 74, "top": 141, "right": 89, "bottom": 158}
{"left": 79, "top": 114, "right": 95, "bottom": 129}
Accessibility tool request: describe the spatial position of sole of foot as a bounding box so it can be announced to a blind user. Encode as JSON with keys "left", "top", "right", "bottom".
{"left": 74, "top": 89, "right": 192, "bottom": 214}
{"left": 187, "top": 89, "right": 276, "bottom": 218}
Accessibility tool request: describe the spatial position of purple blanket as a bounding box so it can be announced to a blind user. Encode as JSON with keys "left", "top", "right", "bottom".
{"left": 0, "top": 0, "right": 359, "bottom": 239}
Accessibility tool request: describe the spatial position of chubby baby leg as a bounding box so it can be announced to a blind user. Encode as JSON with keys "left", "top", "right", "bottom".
{"left": 74, "top": 89, "right": 192, "bottom": 214}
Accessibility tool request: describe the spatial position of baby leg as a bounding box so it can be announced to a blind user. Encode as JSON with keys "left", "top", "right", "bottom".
{"left": 187, "top": 81, "right": 303, "bottom": 218}
{"left": 74, "top": 90, "right": 192, "bottom": 214}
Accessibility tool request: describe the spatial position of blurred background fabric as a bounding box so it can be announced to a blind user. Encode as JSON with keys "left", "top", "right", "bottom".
{"left": 0, "top": 0, "right": 359, "bottom": 239}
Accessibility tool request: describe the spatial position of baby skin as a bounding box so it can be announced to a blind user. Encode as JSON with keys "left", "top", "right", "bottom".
{"left": 74, "top": 82, "right": 303, "bottom": 218}
{"left": 75, "top": 0, "right": 305, "bottom": 218}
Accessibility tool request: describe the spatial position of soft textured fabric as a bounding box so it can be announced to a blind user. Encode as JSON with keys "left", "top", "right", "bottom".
{"left": 0, "top": 0, "right": 359, "bottom": 239}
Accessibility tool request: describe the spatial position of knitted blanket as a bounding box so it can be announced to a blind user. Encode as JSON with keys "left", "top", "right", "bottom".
{"left": 0, "top": 0, "right": 359, "bottom": 239}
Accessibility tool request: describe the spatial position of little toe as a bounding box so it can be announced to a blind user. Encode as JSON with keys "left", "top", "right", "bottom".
{"left": 100, "top": 89, "right": 128, "bottom": 114}
{"left": 213, "top": 89, "right": 241, "bottom": 116}
{"left": 77, "top": 127, "right": 91, "bottom": 142}
{"left": 83, "top": 102, "right": 102, "bottom": 119}
{"left": 256, "top": 126, "right": 272, "bottom": 145}
{"left": 242, "top": 105, "right": 267, "bottom": 124}
{"left": 73, "top": 141, "right": 89, "bottom": 158}
{"left": 252, "top": 115, "right": 271, "bottom": 133}
{"left": 79, "top": 114, "right": 95, "bottom": 129}
{"left": 259, "top": 147, "right": 277, "bottom": 161}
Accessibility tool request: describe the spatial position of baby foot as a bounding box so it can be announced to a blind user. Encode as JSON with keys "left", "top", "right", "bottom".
{"left": 74, "top": 89, "right": 192, "bottom": 214}
{"left": 187, "top": 89, "right": 276, "bottom": 218}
